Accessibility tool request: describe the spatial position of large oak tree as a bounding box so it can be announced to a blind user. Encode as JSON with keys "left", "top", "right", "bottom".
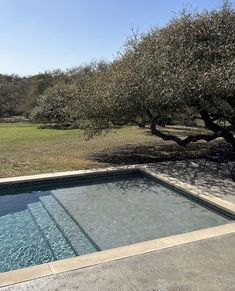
{"left": 79, "top": 1, "right": 235, "bottom": 149}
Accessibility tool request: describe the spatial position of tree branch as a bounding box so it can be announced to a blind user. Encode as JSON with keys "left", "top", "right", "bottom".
{"left": 150, "top": 118, "right": 221, "bottom": 146}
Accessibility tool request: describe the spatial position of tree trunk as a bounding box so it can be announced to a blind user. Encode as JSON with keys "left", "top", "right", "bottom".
{"left": 150, "top": 111, "right": 235, "bottom": 152}
{"left": 200, "top": 109, "right": 235, "bottom": 151}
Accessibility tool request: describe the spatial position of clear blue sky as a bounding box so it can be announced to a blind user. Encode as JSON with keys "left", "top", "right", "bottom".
{"left": 0, "top": 0, "right": 225, "bottom": 76}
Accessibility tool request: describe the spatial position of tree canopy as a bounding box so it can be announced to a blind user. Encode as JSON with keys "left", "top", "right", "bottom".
{"left": 70, "top": 1, "right": 235, "bottom": 149}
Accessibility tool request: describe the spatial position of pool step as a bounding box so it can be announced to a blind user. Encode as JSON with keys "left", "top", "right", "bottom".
{"left": 39, "top": 195, "right": 98, "bottom": 255}
{"left": 0, "top": 209, "right": 53, "bottom": 272}
{"left": 28, "top": 202, "right": 76, "bottom": 260}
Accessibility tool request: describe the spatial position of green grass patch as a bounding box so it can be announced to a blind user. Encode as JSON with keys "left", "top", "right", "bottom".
{"left": 0, "top": 123, "right": 157, "bottom": 178}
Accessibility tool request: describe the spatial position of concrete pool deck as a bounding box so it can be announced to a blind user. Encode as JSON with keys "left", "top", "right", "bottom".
{"left": 0, "top": 163, "right": 234, "bottom": 290}
{"left": 146, "top": 160, "right": 235, "bottom": 204}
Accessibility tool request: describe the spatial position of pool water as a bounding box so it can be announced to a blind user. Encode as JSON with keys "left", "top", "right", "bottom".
{"left": 0, "top": 174, "right": 231, "bottom": 272}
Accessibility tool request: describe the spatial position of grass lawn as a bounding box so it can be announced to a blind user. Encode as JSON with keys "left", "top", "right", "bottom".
{"left": 0, "top": 123, "right": 158, "bottom": 178}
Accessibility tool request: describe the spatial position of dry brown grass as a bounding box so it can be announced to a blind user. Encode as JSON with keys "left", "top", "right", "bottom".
{"left": 0, "top": 123, "right": 157, "bottom": 178}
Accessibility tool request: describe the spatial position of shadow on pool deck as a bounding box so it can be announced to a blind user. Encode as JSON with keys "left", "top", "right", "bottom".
{"left": 147, "top": 160, "right": 235, "bottom": 204}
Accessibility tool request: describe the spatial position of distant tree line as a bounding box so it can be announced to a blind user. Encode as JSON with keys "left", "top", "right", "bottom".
{"left": 0, "top": 71, "right": 63, "bottom": 118}
{"left": 0, "top": 74, "right": 30, "bottom": 117}
{"left": 1, "top": 1, "right": 235, "bottom": 149}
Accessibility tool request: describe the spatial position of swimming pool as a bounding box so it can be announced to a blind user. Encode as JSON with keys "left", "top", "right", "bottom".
{"left": 0, "top": 169, "right": 233, "bottom": 273}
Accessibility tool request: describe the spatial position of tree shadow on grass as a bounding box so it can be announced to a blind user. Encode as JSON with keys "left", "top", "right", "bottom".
{"left": 88, "top": 141, "right": 212, "bottom": 165}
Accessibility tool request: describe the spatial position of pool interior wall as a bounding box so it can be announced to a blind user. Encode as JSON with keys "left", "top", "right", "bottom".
{"left": 0, "top": 170, "right": 232, "bottom": 273}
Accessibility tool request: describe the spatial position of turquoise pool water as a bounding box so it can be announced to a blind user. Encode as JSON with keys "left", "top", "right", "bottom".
{"left": 0, "top": 174, "right": 231, "bottom": 272}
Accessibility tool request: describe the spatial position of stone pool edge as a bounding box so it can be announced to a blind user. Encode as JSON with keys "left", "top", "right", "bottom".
{"left": 0, "top": 165, "right": 235, "bottom": 288}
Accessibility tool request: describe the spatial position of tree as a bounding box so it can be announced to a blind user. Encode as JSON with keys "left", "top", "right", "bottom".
{"left": 33, "top": 62, "right": 109, "bottom": 128}
{"left": 149, "top": 2, "right": 235, "bottom": 149}
{"left": 25, "top": 70, "right": 66, "bottom": 117}
{"left": 0, "top": 74, "right": 31, "bottom": 117}
{"left": 79, "top": 1, "right": 235, "bottom": 150}
{"left": 32, "top": 83, "right": 81, "bottom": 127}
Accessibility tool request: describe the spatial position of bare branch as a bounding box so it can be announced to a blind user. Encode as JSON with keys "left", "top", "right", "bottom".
{"left": 150, "top": 118, "right": 221, "bottom": 146}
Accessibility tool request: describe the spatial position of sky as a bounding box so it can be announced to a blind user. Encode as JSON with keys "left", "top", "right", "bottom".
{"left": 0, "top": 0, "right": 225, "bottom": 76}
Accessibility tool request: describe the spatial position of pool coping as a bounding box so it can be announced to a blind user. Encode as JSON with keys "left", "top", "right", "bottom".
{"left": 0, "top": 165, "right": 235, "bottom": 288}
